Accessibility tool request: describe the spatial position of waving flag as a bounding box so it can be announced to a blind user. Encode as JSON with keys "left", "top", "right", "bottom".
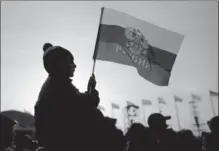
{"left": 158, "top": 97, "right": 166, "bottom": 104}
{"left": 191, "top": 93, "right": 201, "bottom": 101}
{"left": 174, "top": 95, "right": 183, "bottom": 103}
{"left": 142, "top": 99, "right": 152, "bottom": 105}
{"left": 93, "top": 7, "right": 184, "bottom": 86}
{"left": 209, "top": 90, "right": 218, "bottom": 97}
{"left": 111, "top": 102, "right": 120, "bottom": 110}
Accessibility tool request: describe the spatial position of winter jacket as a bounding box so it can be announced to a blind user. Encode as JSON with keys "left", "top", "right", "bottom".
{"left": 34, "top": 76, "right": 104, "bottom": 151}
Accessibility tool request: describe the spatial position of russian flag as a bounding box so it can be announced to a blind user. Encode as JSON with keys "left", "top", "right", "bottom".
{"left": 93, "top": 7, "right": 184, "bottom": 86}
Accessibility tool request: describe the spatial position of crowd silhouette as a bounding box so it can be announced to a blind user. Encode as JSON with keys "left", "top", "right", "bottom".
{"left": 1, "top": 43, "right": 218, "bottom": 151}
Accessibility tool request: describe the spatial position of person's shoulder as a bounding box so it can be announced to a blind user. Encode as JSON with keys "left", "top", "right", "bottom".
{"left": 167, "top": 128, "right": 176, "bottom": 133}
{"left": 35, "top": 78, "right": 57, "bottom": 107}
{"left": 166, "top": 129, "right": 178, "bottom": 138}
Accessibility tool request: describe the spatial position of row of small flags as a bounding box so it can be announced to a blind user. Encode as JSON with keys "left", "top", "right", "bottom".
{"left": 109, "top": 95, "right": 189, "bottom": 110}
{"left": 109, "top": 96, "right": 180, "bottom": 110}
{"left": 98, "top": 90, "right": 218, "bottom": 111}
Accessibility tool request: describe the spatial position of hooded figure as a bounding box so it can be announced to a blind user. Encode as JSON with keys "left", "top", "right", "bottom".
{"left": 34, "top": 43, "right": 104, "bottom": 151}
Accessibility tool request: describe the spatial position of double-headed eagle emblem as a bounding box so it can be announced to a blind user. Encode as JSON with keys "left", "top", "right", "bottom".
{"left": 124, "top": 27, "right": 149, "bottom": 56}
{"left": 123, "top": 27, "right": 170, "bottom": 73}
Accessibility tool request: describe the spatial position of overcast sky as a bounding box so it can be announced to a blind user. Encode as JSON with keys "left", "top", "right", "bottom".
{"left": 1, "top": 1, "right": 218, "bottom": 131}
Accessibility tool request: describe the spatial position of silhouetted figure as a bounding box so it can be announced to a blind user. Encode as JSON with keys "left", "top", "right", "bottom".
{"left": 146, "top": 113, "right": 179, "bottom": 151}
{"left": 102, "top": 117, "right": 125, "bottom": 151}
{"left": 125, "top": 123, "right": 147, "bottom": 151}
{"left": 34, "top": 43, "right": 104, "bottom": 151}
{"left": 205, "top": 116, "right": 219, "bottom": 151}
{"left": 13, "top": 126, "right": 39, "bottom": 151}
{"left": 178, "top": 129, "right": 202, "bottom": 151}
{"left": 0, "top": 113, "right": 16, "bottom": 151}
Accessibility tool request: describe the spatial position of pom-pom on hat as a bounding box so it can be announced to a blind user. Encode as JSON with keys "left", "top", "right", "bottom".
{"left": 42, "top": 43, "right": 73, "bottom": 74}
{"left": 43, "top": 43, "right": 53, "bottom": 52}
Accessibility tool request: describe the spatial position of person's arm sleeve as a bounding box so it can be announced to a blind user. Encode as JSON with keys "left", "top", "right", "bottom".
{"left": 80, "top": 89, "right": 100, "bottom": 107}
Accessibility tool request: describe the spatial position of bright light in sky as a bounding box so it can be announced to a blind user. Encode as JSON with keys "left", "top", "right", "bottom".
{"left": 1, "top": 1, "right": 218, "bottom": 131}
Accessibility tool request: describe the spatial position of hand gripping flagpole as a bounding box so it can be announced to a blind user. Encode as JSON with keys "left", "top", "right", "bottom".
{"left": 92, "top": 7, "right": 104, "bottom": 74}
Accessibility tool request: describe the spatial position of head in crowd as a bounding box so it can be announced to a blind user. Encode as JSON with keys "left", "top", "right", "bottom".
{"left": 208, "top": 116, "right": 219, "bottom": 135}
{"left": 0, "top": 113, "right": 16, "bottom": 150}
{"left": 148, "top": 113, "right": 171, "bottom": 132}
{"left": 178, "top": 129, "right": 194, "bottom": 141}
{"left": 126, "top": 123, "right": 146, "bottom": 140}
{"left": 42, "top": 43, "right": 76, "bottom": 78}
{"left": 104, "top": 117, "right": 117, "bottom": 126}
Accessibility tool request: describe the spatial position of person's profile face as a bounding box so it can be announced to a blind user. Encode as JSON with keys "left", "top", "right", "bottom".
{"left": 56, "top": 55, "right": 76, "bottom": 77}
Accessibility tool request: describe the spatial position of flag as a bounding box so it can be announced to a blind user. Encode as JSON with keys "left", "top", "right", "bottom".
{"left": 158, "top": 97, "right": 166, "bottom": 104}
{"left": 209, "top": 90, "right": 218, "bottom": 97}
{"left": 174, "top": 95, "right": 183, "bottom": 103}
{"left": 112, "top": 102, "right": 120, "bottom": 110}
{"left": 142, "top": 99, "right": 152, "bottom": 105}
{"left": 93, "top": 7, "right": 184, "bottom": 86}
{"left": 126, "top": 101, "right": 139, "bottom": 109}
{"left": 191, "top": 93, "right": 201, "bottom": 101}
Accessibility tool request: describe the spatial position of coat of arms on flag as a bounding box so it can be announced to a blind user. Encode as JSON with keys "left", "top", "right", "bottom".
{"left": 93, "top": 7, "right": 184, "bottom": 86}
{"left": 123, "top": 27, "right": 151, "bottom": 68}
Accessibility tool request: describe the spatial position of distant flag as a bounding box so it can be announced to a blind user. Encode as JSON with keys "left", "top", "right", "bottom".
{"left": 93, "top": 7, "right": 184, "bottom": 86}
{"left": 158, "top": 97, "right": 166, "bottom": 104}
{"left": 97, "top": 105, "right": 105, "bottom": 111}
{"left": 111, "top": 102, "right": 120, "bottom": 110}
{"left": 191, "top": 93, "right": 201, "bottom": 101}
{"left": 127, "top": 101, "right": 134, "bottom": 106}
{"left": 142, "top": 99, "right": 152, "bottom": 105}
{"left": 174, "top": 95, "right": 183, "bottom": 103}
{"left": 209, "top": 90, "right": 218, "bottom": 97}
{"left": 126, "top": 101, "right": 139, "bottom": 109}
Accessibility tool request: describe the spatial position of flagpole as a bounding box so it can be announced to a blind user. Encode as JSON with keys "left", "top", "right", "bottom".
{"left": 209, "top": 90, "right": 216, "bottom": 116}
{"left": 158, "top": 101, "right": 162, "bottom": 114}
{"left": 142, "top": 103, "right": 147, "bottom": 126}
{"left": 111, "top": 102, "right": 114, "bottom": 118}
{"left": 123, "top": 108, "right": 127, "bottom": 134}
{"left": 190, "top": 92, "right": 201, "bottom": 137}
{"left": 92, "top": 7, "right": 104, "bottom": 74}
{"left": 174, "top": 99, "right": 181, "bottom": 130}
{"left": 92, "top": 59, "right": 96, "bottom": 74}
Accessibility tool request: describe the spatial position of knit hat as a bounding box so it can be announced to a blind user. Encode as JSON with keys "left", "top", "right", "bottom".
{"left": 42, "top": 43, "right": 73, "bottom": 74}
